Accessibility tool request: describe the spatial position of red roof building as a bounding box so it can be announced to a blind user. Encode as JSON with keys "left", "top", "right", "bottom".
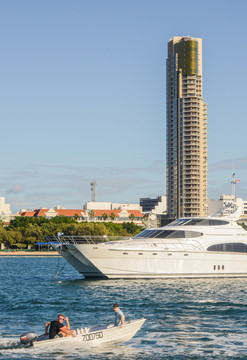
{"left": 18, "top": 207, "right": 143, "bottom": 224}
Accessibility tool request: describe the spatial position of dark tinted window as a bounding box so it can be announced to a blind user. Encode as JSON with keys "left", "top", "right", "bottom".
{"left": 134, "top": 230, "right": 161, "bottom": 238}
{"left": 207, "top": 243, "right": 247, "bottom": 253}
{"left": 134, "top": 229, "right": 202, "bottom": 239}
{"left": 168, "top": 218, "right": 229, "bottom": 227}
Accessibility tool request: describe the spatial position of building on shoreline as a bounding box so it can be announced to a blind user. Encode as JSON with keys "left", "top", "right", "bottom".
{"left": 19, "top": 202, "right": 144, "bottom": 225}
{"left": 139, "top": 196, "right": 168, "bottom": 227}
{"left": 208, "top": 194, "right": 247, "bottom": 223}
{"left": 140, "top": 196, "right": 167, "bottom": 215}
{"left": 0, "top": 196, "right": 12, "bottom": 223}
{"left": 84, "top": 201, "right": 141, "bottom": 211}
{"left": 166, "top": 36, "right": 208, "bottom": 219}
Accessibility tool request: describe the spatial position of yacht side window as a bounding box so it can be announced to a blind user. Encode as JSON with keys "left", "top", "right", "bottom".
{"left": 168, "top": 219, "right": 229, "bottom": 226}
{"left": 207, "top": 243, "right": 247, "bottom": 253}
{"left": 134, "top": 229, "right": 202, "bottom": 239}
{"left": 134, "top": 230, "right": 159, "bottom": 238}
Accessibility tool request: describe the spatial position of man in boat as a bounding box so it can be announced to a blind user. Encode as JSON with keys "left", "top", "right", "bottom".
{"left": 45, "top": 314, "right": 76, "bottom": 339}
{"left": 113, "top": 304, "right": 125, "bottom": 328}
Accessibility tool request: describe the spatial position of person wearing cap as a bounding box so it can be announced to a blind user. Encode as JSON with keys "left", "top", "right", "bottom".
{"left": 113, "top": 304, "right": 125, "bottom": 328}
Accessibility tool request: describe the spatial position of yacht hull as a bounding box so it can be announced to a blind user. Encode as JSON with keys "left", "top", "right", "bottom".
{"left": 53, "top": 243, "right": 247, "bottom": 279}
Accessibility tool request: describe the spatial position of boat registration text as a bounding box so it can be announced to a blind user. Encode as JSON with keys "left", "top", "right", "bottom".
{"left": 82, "top": 331, "right": 103, "bottom": 341}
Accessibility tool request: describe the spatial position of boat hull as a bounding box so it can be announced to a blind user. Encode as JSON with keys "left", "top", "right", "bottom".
{"left": 53, "top": 243, "right": 247, "bottom": 279}
{"left": 32, "top": 319, "right": 145, "bottom": 348}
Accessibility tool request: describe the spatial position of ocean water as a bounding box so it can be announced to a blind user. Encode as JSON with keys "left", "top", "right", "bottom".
{"left": 1, "top": 257, "right": 247, "bottom": 360}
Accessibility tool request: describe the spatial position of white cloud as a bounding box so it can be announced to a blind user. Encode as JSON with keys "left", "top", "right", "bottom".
{"left": 6, "top": 184, "right": 24, "bottom": 194}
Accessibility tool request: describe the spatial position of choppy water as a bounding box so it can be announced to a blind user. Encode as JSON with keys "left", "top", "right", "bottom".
{"left": 1, "top": 257, "right": 247, "bottom": 359}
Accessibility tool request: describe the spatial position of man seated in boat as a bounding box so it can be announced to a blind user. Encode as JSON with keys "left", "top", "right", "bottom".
{"left": 113, "top": 304, "right": 125, "bottom": 328}
{"left": 45, "top": 314, "right": 76, "bottom": 339}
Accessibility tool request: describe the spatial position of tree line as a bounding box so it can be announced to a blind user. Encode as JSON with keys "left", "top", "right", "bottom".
{"left": 0, "top": 216, "right": 143, "bottom": 249}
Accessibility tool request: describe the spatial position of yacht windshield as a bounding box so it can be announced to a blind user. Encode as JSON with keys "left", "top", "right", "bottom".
{"left": 167, "top": 218, "right": 229, "bottom": 226}
{"left": 134, "top": 229, "right": 202, "bottom": 239}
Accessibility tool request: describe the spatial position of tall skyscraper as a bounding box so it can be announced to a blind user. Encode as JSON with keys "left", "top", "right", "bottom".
{"left": 166, "top": 36, "right": 207, "bottom": 219}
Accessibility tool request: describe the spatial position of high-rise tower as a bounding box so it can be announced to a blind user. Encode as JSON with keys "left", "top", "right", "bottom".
{"left": 166, "top": 36, "right": 207, "bottom": 219}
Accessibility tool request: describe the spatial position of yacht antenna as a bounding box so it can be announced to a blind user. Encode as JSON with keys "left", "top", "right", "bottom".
{"left": 231, "top": 173, "right": 236, "bottom": 200}
{"left": 231, "top": 173, "right": 240, "bottom": 200}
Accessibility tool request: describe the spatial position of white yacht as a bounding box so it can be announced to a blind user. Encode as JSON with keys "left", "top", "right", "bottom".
{"left": 50, "top": 206, "right": 247, "bottom": 279}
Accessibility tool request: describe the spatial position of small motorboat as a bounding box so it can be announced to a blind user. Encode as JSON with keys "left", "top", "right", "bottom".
{"left": 20, "top": 318, "right": 146, "bottom": 348}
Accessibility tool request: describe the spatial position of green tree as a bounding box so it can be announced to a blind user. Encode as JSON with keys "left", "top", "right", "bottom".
{"left": 9, "top": 216, "right": 48, "bottom": 229}
{"left": 122, "top": 222, "right": 143, "bottom": 235}
{"left": 88, "top": 210, "right": 95, "bottom": 219}
{"left": 73, "top": 213, "right": 80, "bottom": 221}
{"left": 50, "top": 215, "right": 76, "bottom": 224}
{"left": 104, "top": 222, "right": 122, "bottom": 236}
{"left": 129, "top": 213, "right": 135, "bottom": 222}
{"left": 0, "top": 215, "right": 144, "bottom": 249}
{"left": 21, "top": 224, "right": 43, "bottom": 246}
{"left": 102, "top": 213, "right": 108, "bottom": 221}
{"left": 109, "top": 212, "right": 116, "bottom": 221}
{"left": 2, "top": 230, "right": 22, "bottom": 248}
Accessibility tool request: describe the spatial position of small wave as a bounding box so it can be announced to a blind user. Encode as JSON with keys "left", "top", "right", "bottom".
{"left": 0, "top": 336, "right": 21, "bottom": 350}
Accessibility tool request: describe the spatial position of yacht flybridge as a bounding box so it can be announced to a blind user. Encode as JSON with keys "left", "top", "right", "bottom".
{"left": 48, "top": 206, "right": 247, "bottom": 279}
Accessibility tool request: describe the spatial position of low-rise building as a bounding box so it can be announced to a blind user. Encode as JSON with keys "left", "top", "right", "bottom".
{"left": 84, "top": 201, "right": 141, "bottom": 211}
{"left": 83, "top": 209, "right": 143, "bottom": 224}
{"left": 19, "top": 208, "right": 85, "bottom": 220}
{"left": 19, "top": 205, "right": 143, "bottom": 225}
{"left": 208, "top": 195, "right": 247, "bottom": 223}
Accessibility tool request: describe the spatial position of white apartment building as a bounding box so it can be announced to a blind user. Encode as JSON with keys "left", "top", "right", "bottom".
{"left": 0, "top": 196, "right": 12, "bottom": 222}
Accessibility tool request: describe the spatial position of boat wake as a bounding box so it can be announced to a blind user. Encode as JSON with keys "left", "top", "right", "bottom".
{"left": 0, "top": 336, "right": 32, "bottom": 359}
{"left": 0, "top": 336, "right": 146, "bottom": 360}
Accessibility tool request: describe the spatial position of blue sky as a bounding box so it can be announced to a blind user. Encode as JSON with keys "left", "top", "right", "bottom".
{"left": 1, "top": 0, "right": 247, "bottom": 212}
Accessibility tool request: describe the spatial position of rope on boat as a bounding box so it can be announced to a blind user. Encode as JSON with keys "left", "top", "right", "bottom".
{"left": 52, "top": 254, "right": 62, "bottom": 280}
{"left": 52, "top": 246, "right": 78, "bottom": 281}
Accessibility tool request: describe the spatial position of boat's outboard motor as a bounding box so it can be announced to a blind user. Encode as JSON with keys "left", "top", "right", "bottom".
{"left": 20, "top": 332, "right": 37, "bottom": 347}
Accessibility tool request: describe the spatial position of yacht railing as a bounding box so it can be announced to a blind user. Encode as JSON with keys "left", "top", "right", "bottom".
{"left": 45, "top": 235, "right": 130, "bottom": 244}
{"left": 45, "top": 235, "right": 205, "bottom": 251}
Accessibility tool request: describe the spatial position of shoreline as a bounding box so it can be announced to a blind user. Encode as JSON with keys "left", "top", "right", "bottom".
{"left": 0, "top": 251, "right": 59, "bottom": 257}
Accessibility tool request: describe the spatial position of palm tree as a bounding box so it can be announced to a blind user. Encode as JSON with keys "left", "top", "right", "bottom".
{"left": 88, "top": 210, "right": 95, "bottom": 220}
{"left": 102, "top": 213, "right": 108, "bottom": 221}
{"left": 73, "top": 213, "right": 80, "bottom": 221}
{"left": 129, "top": 213, "right": 135, "bottom": 222}
{"left": 109, "top": 212, "right": 116, "bottom": 221}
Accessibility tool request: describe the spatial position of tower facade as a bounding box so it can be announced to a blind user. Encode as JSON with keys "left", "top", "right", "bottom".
{"left": 166, "top": 36, "right": 207, "bottom": 219}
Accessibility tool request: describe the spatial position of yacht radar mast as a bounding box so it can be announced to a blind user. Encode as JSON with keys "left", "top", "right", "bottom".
{"left": 231, "top": 173, "right": 240, "bottom": 200}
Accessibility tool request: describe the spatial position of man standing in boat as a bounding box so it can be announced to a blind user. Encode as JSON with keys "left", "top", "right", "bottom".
{"left": 113, "top": 304, "right": 125, "bottom": 328}
{"left": 45, "top": 314, "right": 76, "bottom": 339}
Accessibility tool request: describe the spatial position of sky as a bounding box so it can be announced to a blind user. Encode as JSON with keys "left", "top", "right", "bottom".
{"left": 1, "top": 0, "right": 247, "bottom": 212}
